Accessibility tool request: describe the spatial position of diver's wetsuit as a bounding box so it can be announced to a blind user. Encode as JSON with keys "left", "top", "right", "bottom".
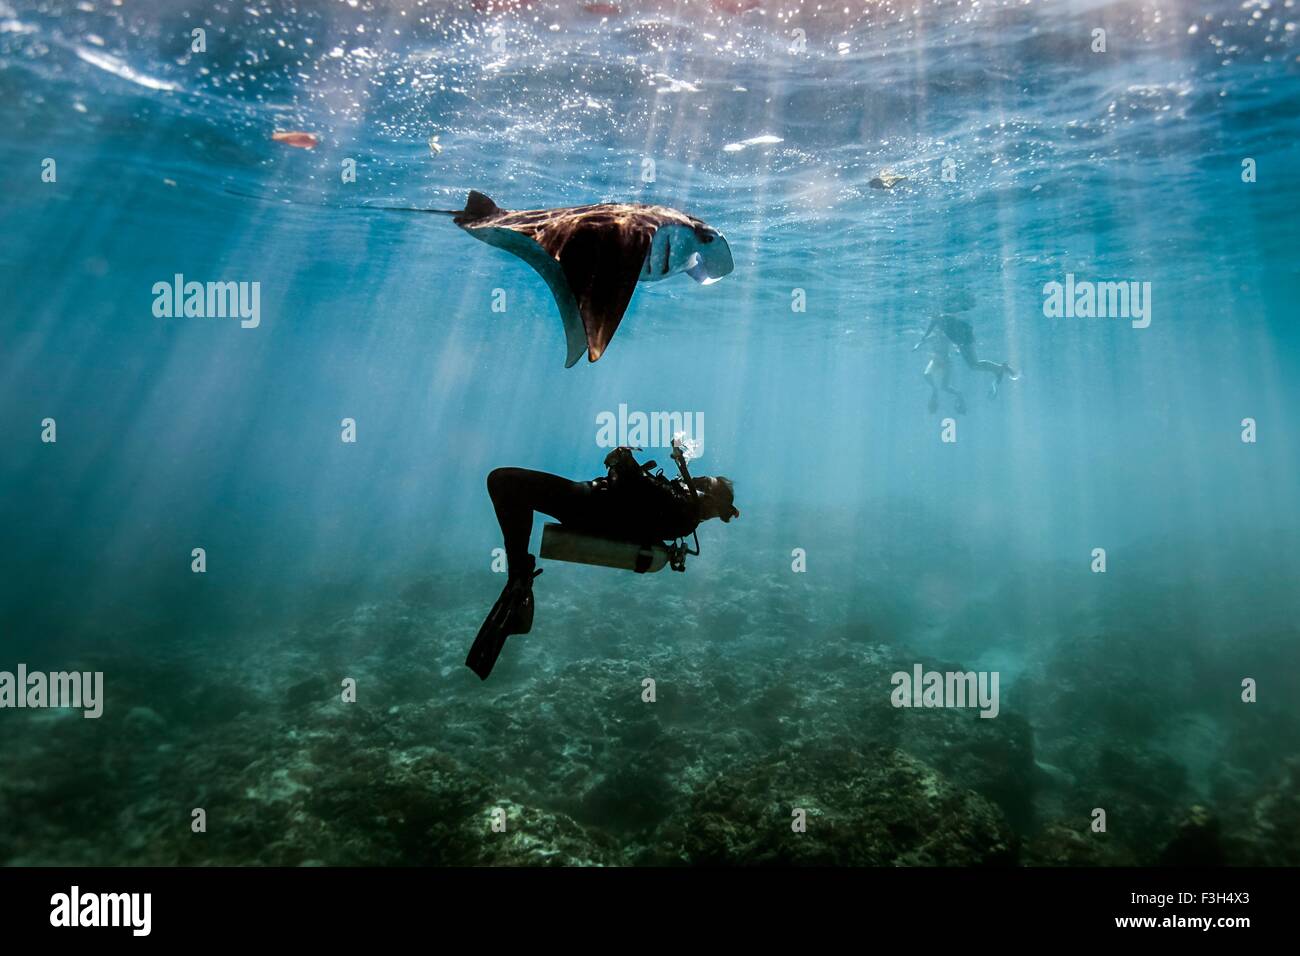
{"left": 488, "top": 452, "right": 700, "bottom": 572}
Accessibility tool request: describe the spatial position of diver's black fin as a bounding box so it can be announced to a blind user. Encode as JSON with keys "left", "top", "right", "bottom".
{"left": 465, "top": 568, "right": 541, "bottom": 681}
{"left": 465, "top": 599, "right": 512, "bottom": 680}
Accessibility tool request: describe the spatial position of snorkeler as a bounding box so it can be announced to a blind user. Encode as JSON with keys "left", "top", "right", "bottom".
{"left": 913, "top": 314, "right": 1017, "bottom": 413}
{"left": 467, "top": 439, "right": 739, "bottom": 679}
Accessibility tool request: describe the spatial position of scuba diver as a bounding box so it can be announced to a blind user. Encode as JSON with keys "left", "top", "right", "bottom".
{"left": 913, "top": 314, "right": 1017, "bottom": 413}
{"left": 466, "top": 439, "right": 740, "bottom": 680}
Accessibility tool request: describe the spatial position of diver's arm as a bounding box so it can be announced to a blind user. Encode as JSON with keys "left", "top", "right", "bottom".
{"left": 670, "top": 438, "right": 694, "bottom": 486}
{"left": 669, "top": 439, "right": 704, "bottom": 525}
{"left": 913, "top": 317, "right": 937, "bottom": 351}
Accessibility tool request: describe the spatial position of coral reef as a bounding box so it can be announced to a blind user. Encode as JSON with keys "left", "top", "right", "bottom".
{"left": 1, "top": 553, "right": 1295, "bottom": 866}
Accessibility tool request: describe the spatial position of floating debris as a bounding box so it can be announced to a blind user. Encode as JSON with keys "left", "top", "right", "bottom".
{"left": 75, "top": 46, "right": 179, "bottom": 92}
{"left": 723, "top": 133, "right": 783, "bottom": 153}
{"left": 869, "top": 170, "right": 906, "bottom": 189}
{"left": 651, "top": 73, "right": 700, "bottom": 94}
{"left": 428, "top": 134, "right": 442, "bottom": 156}
{"left": 472, "top": 0, "right": 535, "bottom": 11}
{"left": 272, "top": 130, "right": 319, "bottom": 149}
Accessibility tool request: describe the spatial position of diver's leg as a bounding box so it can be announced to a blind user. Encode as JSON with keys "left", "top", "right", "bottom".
{"left": 486, "top": 468, "right": 592, "bottom": 571}
{"left": 958, "top": 343, "right": 1004, "bottom": 375}
{"left": 472, "top": 468, "right": 585, "bottom": 680}
{"left": 958, "top": 344, "right": 1016, "bottom": 396}
{"left": 941, "top": 363, "right": 966, "bottom": 414}
{"left": 924, "top": 359, "right": 940, "bottom": 413}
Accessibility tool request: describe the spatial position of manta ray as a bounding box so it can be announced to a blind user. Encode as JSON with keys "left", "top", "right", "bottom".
{"left": 394, "top": 191, "right": 735, "bottom": 367}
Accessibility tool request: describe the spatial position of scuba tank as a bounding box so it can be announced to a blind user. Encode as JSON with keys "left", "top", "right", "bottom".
{"left": 540, "top": 523, "right": 696, "bottom": 574}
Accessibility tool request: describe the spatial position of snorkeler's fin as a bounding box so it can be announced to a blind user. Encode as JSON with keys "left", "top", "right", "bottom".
{"left": 465, "top": 561, "right": 543, "bottom": 681}
{"left": 990, "top": 363, "right": 1019, "bottom": 398}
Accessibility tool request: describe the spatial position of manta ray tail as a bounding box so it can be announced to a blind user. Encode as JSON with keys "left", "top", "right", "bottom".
{"left": 365, "top": 190, "right": 500, "bottom": 223}
{"left": 360, "top": 204, "right": 461, "bottom": 216}
{"left": 223, "top": 186, "right": 466, "bottom": 217}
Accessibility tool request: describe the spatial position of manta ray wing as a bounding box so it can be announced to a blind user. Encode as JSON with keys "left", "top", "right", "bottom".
{"left": 547, "top": 215, "right": 654, "bottom": 362}
{"left": 470, "top": 226, "right": 588, "bottom": 367}
{"left": 460, "top": 197, "right": 661, "bottom": 365}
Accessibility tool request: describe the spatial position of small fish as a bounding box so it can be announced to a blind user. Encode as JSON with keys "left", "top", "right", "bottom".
{"left": 472, "top": 0, "right": 533, "bottom": 11}
{"left": 869, "top": 171, "right": 906, "bottom": 189}
{"left": 272, "top": 130, "right": 319, "bottom": 149}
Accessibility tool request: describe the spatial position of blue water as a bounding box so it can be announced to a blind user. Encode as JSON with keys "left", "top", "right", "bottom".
{"left": 1, "top": 0, "right": 1298, "bottom": 865}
